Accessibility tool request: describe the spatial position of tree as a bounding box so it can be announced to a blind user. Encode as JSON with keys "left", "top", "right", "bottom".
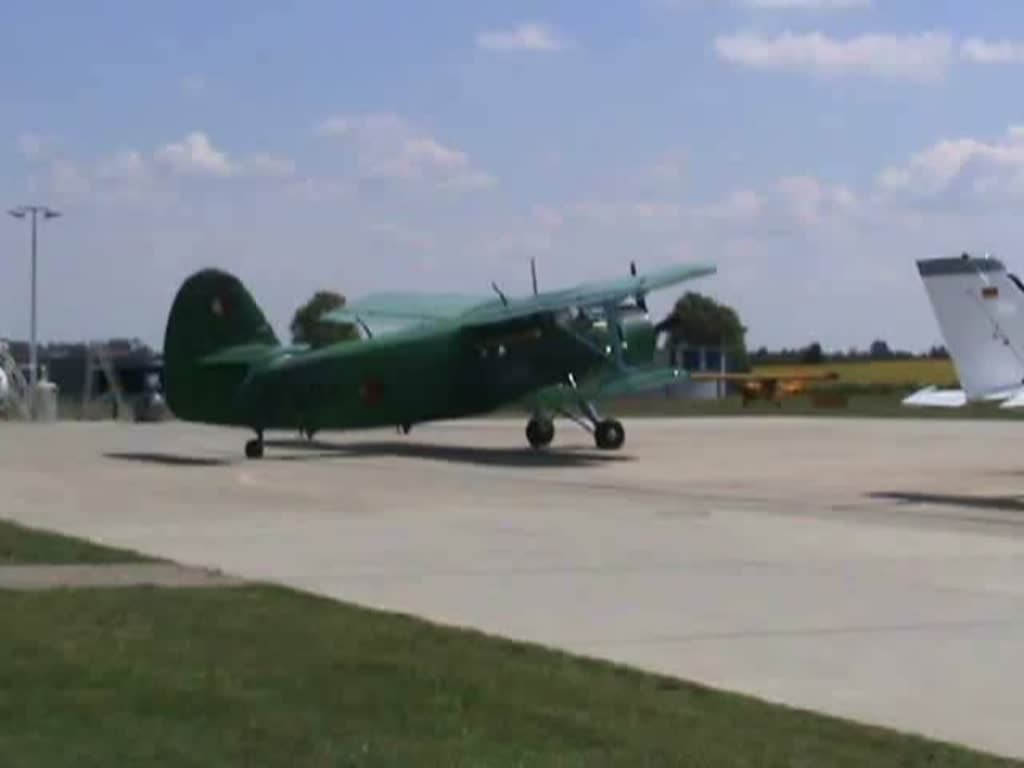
{"left": 869, "top": 339, "right": 892, "bottom": 360}
{"left": 800, "top": 342, "right": 824, "bottom": 365}
{"left": 290, "top": 291, "right": 360, "bottom": 348}
{"left": 656, "top": 292, "right": 748, "bottom": 369}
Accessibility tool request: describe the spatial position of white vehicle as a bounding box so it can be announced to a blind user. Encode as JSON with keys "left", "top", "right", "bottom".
{"left": 0, "top": 366, "right": 9, "bottom": 414}
{"left": 905, "top": 253, "right": 1024, "bottom": 409}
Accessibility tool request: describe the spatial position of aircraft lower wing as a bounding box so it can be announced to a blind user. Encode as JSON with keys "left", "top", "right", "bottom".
{"left": 529, "top": 366, "right": 684, "bottom": 411}
{"left": 583, "top": 367, "right": 685, "bottom": 398}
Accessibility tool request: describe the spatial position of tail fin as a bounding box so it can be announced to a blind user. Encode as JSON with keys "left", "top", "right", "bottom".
{"left": 163, "top": 269, "right": 279, "bottom": 423}
{"left": 917, "top": 255, "right": 1024, "bottom": 400}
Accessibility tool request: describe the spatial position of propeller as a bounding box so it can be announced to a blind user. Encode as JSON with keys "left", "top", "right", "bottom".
{"left": 630, "top": 261, "right": 648, "bottom": 313}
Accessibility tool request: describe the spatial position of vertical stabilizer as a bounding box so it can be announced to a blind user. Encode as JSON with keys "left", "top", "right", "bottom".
{"left": 163, "top": 269, "right": 279, "bottom": 423}
{"left": 917, "top": 255, "right": 1024, "bottom": 400}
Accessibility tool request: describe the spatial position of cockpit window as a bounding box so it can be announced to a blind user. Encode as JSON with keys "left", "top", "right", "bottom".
{"left": 1009, "top": 274, "right": 1024, "bottom": 294}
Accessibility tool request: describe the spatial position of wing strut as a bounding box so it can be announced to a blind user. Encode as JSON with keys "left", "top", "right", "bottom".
{"left": 491, "top": 282, "right": 509, "bottom": 306}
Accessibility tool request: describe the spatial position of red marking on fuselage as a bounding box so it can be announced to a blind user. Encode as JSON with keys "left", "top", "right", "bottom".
{"left": 360, "top": 378, "right": 385, "bottom": 406}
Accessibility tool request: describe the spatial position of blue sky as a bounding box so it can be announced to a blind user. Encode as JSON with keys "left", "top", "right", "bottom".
{"left": 4, "top": 0, "right": 1024, "bottom": 350}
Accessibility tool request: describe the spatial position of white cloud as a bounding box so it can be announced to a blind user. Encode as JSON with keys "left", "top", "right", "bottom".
{"left": 878, "top": 126, "right": 1024, "bottom": 204}
{"left": 242, "top": 153, "right": 296, "bottom": 177}
{"left": 95, "top": 150, "right": 148, "bottom": 181}
{"left": 477, "top": 23, "right": 570, "bottom": 52}
{"left": 641, "top": 150, "right": 687, "bottom": 184}
{"left": 155, "top": 131, "right": 233, "bottom": 176}
{"left": 152, "top": 132, "right": 294, "bottom": 178}
{"left": 316, "top": 112, "right": 494, "bottom": 190}
{"left": 961, "top": 38, "right": 1024, "bottom": 64}
{"left": 565, "top": 200, "right": 683, "bottom": 227}
{"left": 16, "top": 132, "right": 53, "bottom": 161}
{"left": 180, "top": 75, "right": 206, "bottom": 93}
{"left": 665, "top": 0, "right": 869, "bottom": 8}
{"left": 737, "top": 0, "right": 869, "bottom": 7}
{"left": 285, "top": 176, "right": 354, "bottom": 203}
{"left": 45, "top": 160, "right": 92, "bottom": 203}
{"left": 693, "top": 188, "right": 765, "bottom": 221}
{"left": 714, "top": 31, "right": 953, "bottom": 81}
{"left": 777, "top": 175, "right": 857, "bottom": 225}
{"left": 314, "top": 113, "right": 408, "bottom": 139}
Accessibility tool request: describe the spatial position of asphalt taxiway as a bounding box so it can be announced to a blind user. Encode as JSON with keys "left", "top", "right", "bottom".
{"left": 3, "top": 417, "right": 1024, "bottom": 757}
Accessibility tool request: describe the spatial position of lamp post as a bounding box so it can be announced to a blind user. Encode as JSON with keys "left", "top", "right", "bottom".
{"left": 8, "top": 205, "right": 61, "bottom": 415}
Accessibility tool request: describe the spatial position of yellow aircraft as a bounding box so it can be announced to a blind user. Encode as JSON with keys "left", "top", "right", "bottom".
{"left": 690, "top": 370, "right": 841, "bottom": 407}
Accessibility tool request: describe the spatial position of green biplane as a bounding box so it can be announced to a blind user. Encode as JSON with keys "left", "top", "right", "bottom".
{"left": 162, "top": 261, "right": 715, "bottom": 458}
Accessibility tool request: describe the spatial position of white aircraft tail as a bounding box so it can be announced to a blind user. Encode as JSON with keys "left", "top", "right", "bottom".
{"left": 907, "top": 254, "right": 1024, "bottom": 407}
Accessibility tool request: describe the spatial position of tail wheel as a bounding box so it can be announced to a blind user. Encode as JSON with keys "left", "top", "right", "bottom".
{"left": 594, "top": 419, "right": 625, "bottom": 451}
{"left": 245, "top": 438, "right": 264, "bottom": 460}
{"left": 526, "top": 417, "right": 555, "bottom": 449}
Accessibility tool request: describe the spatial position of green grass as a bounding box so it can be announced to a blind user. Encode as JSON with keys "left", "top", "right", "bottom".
{"left": 0, "top": 519, "right": 151, "bottom": 565}
{"left": 0, "top": 586, "right": 1015, "bottom": 767}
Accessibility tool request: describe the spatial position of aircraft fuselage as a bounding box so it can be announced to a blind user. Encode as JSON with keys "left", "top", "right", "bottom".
{"left": 189, "top": 312, "right": 654, "bottom": 433}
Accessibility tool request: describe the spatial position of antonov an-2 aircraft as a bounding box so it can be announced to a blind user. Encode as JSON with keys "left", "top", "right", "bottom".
{"left": 163, "top": 262, "right": 715, "bottom": 458}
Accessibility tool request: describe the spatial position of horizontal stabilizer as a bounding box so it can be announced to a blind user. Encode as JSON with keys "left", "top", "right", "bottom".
{"left": 902, "top": 387, "right": 968, "bottom": 408}
{"left": 998, "top": 389, "right": 1024, "bottom": 408}
{"left": 198, "top": 343, "right": 283, "bottom": 366}
{"left": 903, "top": 383, "right": 1024, "bottom": 408}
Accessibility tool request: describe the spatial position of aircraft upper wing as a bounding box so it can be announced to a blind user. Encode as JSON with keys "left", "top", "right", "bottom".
{"left": 321, "top": 293, "right": 488, "bottom": 326}
{"left": 460, "top": 262, "right": 717, "bottom": 328}
{"left": 320, "top": 262, "right": 715, "bottom": 331}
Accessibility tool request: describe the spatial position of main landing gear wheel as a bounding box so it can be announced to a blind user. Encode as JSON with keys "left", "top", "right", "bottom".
{"left": 594, "top": 419, "right": 625, "bottom": 451}
{"left": 526, "top": 417, "right": 555, "bottom": 449}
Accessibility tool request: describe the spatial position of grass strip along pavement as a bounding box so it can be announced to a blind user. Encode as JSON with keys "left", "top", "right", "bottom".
{"left": 0, "top": 520, "right": 1017, "bottom": 766}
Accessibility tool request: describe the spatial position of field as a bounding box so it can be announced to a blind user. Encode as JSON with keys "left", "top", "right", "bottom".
{"left": 1, "top": 519, "right": 1017, "bottom": 767}
{"left": 603, "top": 357, "right": 1011, "bottom": 419}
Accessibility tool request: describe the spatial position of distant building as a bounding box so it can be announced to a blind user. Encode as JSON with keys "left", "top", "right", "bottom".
{"left": 6, "top": 338, "right": 163, "bottom": 399}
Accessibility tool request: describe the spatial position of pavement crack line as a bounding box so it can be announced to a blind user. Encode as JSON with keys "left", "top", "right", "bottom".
{"left": 573, "top": 617, "right": 1021, "bottom": 649}
{"left": 0, "top": 563, "right": 248, "bottom": 591}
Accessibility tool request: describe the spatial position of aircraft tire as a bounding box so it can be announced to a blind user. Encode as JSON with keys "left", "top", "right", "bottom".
{"left": 594, "top": 419, "right": 625, "bottom": 451}
{"left": 526, "top": 417, "right": 555, "bottom": 449}
{"left": 245, "top": 438, "right": 264, "bottom": 460}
